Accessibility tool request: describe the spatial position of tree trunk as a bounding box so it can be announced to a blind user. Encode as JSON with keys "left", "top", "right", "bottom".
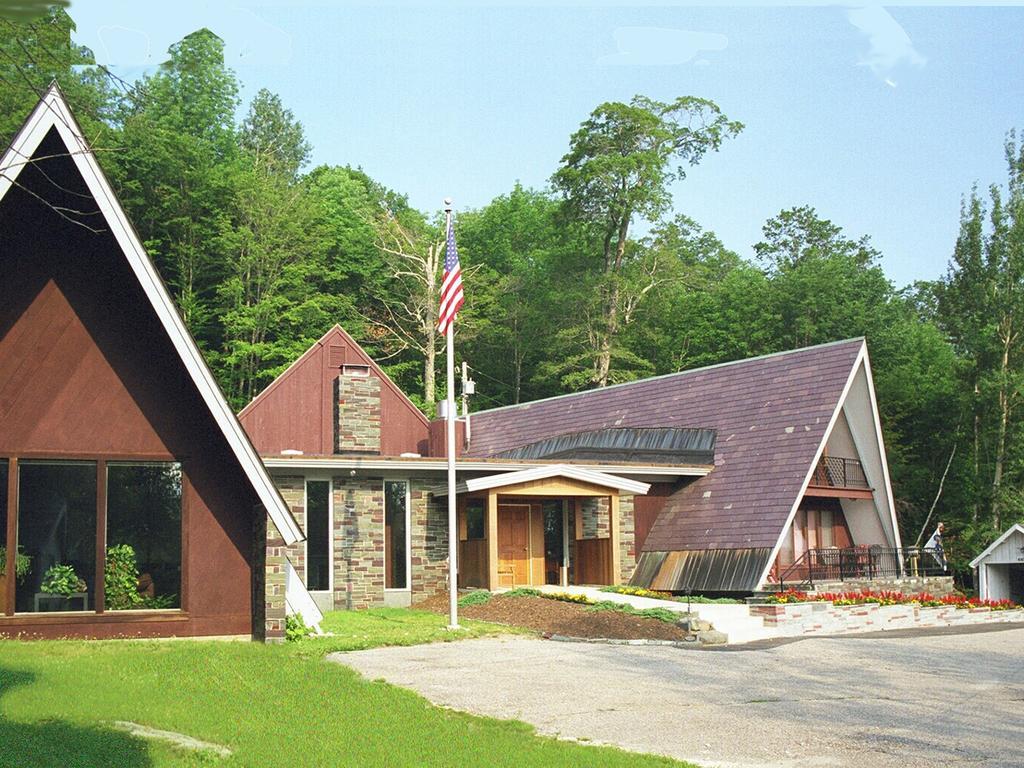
{"left": 973, "top": 379, "right": 980, "bottom": 523}
{"left": 424, "top": 332, "right": 436, "bottom": 407}
{"left": 992, "top": 326, "right": 1013, "bottom": 530}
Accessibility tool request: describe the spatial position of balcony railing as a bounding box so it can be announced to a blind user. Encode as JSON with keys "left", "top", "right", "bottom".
{"left": 774, "top": 546, "right": 948, "bottom": 591}
{"left": 810, "top": 455, "right": 870, "bottom": 489}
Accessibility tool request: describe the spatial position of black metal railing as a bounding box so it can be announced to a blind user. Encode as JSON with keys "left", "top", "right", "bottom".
{"left": 775, "top": 546, "right": 947, "bottom": 591}
{"left": 810, "top": 456, "right": 870, "bottom": 489}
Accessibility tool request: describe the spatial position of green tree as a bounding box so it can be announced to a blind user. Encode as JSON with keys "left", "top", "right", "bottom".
{"left": 551, "top": 95, "right": 742, "bottom": 387}
{"left": 240, "top": 88, "right": 312, "bottom": 179}
{"left": 0, "top": 9, "right": 115, "bottom": 154}
{"left": 112, "top": 29, "right": 240, "bottom": 345}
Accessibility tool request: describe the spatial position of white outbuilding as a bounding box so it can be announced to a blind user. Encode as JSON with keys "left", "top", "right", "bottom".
{"left": 970, "top": 524, "right": 1024, "bottom": 603}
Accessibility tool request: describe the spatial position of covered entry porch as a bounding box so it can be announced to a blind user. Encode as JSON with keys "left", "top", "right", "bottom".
{"left": 437, "top": 465, "right": 649, "bottom": 591}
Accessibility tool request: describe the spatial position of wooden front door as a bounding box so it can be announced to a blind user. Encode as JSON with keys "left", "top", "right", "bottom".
{"left": 498, "top": 504, "right": 531, "bottom": 587}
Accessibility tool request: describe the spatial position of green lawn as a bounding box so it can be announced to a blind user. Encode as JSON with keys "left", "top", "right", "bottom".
{"left": 0, "top": 609, "right": 696, "bottom": 767}
{"left": 297, "top": 606, "right": 531, "bottom": 656}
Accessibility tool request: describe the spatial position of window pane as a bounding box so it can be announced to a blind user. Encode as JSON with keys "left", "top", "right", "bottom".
{"left": 106, "top": 464, "right": 182, "bottom": 610}
{"left": 306, "top": 481, "right": 330, "bottom": 591}
{"left": 17, "top": 462, "right": 96, "bottom": 613}
{"left": 0, "top": 460, "right": 8, "bottom": 611}
{"left": 465, "top": 500, "right": 485, "bottom": 541}
{"left": 385, "top": 481, "right": 408, "bottom": 589}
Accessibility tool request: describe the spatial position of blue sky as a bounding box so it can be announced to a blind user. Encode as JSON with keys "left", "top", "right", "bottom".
{"left": 68, "top": 2, "right": 1024, "bottom": 287}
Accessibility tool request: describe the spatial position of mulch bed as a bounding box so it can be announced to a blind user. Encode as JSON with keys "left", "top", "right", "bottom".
{"left": 415, "top": 593, "right": 690, "bottom": 641}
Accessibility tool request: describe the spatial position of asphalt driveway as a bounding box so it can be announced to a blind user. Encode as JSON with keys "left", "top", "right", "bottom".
{"left": 332, "top": 626, "right": 1024, "bottom": 768}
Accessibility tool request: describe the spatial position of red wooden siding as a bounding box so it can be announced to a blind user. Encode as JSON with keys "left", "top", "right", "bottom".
{"left": 0, "top": 139, "right": 259, "bottom": 639}
{"left": 633, "top": 481, "right": 678, "bottom": 552}
{"left": 239, "top": 325, "right": 430, "bottom": 457}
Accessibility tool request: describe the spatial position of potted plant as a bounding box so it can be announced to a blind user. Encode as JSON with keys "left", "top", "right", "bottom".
{"left": 40, "top": 564, "right": 87, "bottom": 610}
{"left": 0, "top": 545, "right": 31, "bottom": 613}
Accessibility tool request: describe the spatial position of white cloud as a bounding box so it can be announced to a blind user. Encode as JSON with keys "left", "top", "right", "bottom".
{"left": 599, "top": 26, "right": 728, "bottom": 67}
{"left": 847, "top": 6, "right": 926, "bottom": 84}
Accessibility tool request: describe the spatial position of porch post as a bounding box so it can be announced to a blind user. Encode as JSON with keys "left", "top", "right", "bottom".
{"left": 609, "top": 493, "right": 621, "bottom": 586}
{"left": 487, "top": 489, "right": 499, "bottom": 590}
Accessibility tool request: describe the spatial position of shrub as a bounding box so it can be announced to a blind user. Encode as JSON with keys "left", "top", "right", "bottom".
{"left": 0, "top": 546, "right": 31, "bottom": 582}
{"left": 586, "top": 601, "right": 679, "bottom": 624}
{"left": 458, "top": 590, "right": 492, "bottom": 607}
{"left": 600, "top": 585, "right": 743, "bottom": 604}
{"left": 504, "top": 587, "right": 543, "bottom": 599}
{"left": 40, "top": 564, "right": 86, "bottom": 596}
{"left": 104, "top": 544, "right": 143, "bottom": 610}
{"left": 285, "top": 613, "right": 311, "bottom": 641}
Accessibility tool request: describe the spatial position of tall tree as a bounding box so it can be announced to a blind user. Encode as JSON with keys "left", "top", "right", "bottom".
{"left": 551, "top": 95, "right": 742, "bottom": 387}
{"left": 112, "top": 29, "right": 240, "bottom": 344}
{"left": 240, "top": 88, "right": 312, "bottom": 179}
{"left": 938, "top": 136, "right": 1024, "bottom": 532}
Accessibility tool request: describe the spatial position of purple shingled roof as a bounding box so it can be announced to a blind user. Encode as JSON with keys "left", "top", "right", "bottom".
{"left": 467, "top": 338, "right": 865, "bottom": 552}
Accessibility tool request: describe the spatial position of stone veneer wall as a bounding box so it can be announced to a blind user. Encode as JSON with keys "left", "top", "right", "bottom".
{"left": 750, "top": 600, "right": 1024, "bottom": 637}
{"left": 411, "top": 487, "right": 450, "bottom": 603}
{"left": 580, "top": 497, "right": 610, "bottom": 539}
{"left": 332, "top": 476, "right": 385, "bottom": 610}
{"left": 262, "top": 516, "right": 287, "bottom": 641}
{"left": 275, "top": 476, "right": 306, "bottom": 582}
{"left": 619, "top": 494, "right": 636, "bottom": 584}
{"left": 808, "top": 576, "right": 956, "bottom": 597}
{"left": 336, "top": 375, "right": 381, "bottom": 453}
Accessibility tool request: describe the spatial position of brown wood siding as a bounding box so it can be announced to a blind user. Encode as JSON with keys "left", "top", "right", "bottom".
{"left": 0, "top": 139, "right": 258, "bottom": 639}
{"left": 633, "top": 481, "right": 678, "bottom": 552}
{"left": 239, "top": 326, "right": 430, "bottom": 457}
{"left": 575, "top": 538, "right": 611, "bottom": 585}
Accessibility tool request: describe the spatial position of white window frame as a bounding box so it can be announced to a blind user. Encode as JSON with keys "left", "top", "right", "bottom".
{"left": 304, "top": 478, "right": 333, "bottom": 593}
{"left": 383, "top": 479, "right": 412, "bottom": 592}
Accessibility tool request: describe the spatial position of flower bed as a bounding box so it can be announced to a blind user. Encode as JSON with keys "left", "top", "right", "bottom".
{"left": 764, "top": 588, "right": 1019, "bottom": 611}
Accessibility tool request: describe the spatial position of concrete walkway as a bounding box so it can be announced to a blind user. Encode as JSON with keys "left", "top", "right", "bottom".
{"left": 536, "top": 584, "right": 776, "bottom": 644}
{"left": 333, "top": 628, "right": 1024, "bottom": 768}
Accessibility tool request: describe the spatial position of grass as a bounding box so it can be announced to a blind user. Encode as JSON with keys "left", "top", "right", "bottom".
{"left": 294, "top": 607, "right": 529, "bottom": 656}
{"left": 586, "top": 601, "right": 680, "bottom": 624}
{"left": 0, "top": 609, "right": 696, "bottom": 767}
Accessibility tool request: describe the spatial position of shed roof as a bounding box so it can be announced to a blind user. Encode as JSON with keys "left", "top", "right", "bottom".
{"left": 468, "top": 338, "right": 866, "bottom": 552}
{"left": 970, "top": 524, "right": 1024, "bottom": 568}
{"left": 0, "top": 84, "right": 303, "bottom": 545}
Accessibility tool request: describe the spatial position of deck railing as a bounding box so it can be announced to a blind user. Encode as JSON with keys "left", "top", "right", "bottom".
{"left": 810, "top": 456, "right": 870, "bottom": 489}
{"left": 775, "top": 546, "right": 947, "bottom": 591}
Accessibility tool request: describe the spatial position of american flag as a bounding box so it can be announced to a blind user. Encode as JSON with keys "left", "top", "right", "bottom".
{"left": 437, "top": 216, "right": 464, "bottom": 335}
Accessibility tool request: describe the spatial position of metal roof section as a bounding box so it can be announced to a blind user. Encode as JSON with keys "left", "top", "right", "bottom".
{"left": 494, "top": 427, "right": 717, "bottom": 465}
{"left": 0, "top": 85, "right": 304, "bottom": 546}
{"left": 430, "top": 464, "right": 651, "bottom": 497}
{"left": 633, "top": 548, "right": 773, "bottom": 593}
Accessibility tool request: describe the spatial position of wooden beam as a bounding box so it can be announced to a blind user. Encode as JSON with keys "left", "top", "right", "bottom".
{"left": 486, "top": 489, "right": 498, "bottom": 591}
{"left": 804, "top": 486, "right": 874, "bottom": 500}
{"left": 609, "top": 494, "right": 621, "bottom": 586}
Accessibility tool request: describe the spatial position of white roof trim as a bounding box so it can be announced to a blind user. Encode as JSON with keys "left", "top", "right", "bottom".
{"left": 970, "top": 524, "right": 1024, "bottom": 568}
{"left": 755, "top": 341, "right": 867, "bottom": 588}
{"left": 262, "top": 455, "right": 709, "bottom": 478}
{"left": 433, "top": 464, "right": 651, "bottom": 497}
{"left": 0, "top": 85, "right": 303, "bottom": 545}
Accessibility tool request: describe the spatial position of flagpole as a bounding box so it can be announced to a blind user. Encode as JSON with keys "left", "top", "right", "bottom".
{"left": 444, "top": 199, "right": 459, "bottom": 630}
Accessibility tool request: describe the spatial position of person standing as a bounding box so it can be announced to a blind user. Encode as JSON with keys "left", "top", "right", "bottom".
{"left": 925, "top": 521, "right": 947, "bottom": 571}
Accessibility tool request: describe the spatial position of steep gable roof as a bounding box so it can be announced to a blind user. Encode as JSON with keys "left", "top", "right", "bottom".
{"left": 0, "top": 84, "right": 302, "bottom": 544}
{"left": 239, "top": 324, "right": 429, "bottom": 456}
{"left": 468, "top": 339, "right": 867, "bottom": 551}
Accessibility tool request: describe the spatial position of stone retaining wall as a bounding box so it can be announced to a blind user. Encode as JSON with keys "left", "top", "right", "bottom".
{"left": 808, "top": 576, "right": 956, "bottom": 597}
{"left": 750, "top": 600, "right": 1024, "bottom": 637}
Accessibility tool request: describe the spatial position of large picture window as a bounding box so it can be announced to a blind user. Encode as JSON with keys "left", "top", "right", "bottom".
{"left": 106, "top": 463, "right": 182, "bottom": 610}
{"left": 0, "top": 460, "right": 8, "bottom": 613}
{"left": 17, "top": 461, "right": 97, "bottom": 613}
{"left": 305, "top": 480, "right": 330, "bottom": 591}
{"left": 384, "top": 480, "right": 409, "bottom": 590}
